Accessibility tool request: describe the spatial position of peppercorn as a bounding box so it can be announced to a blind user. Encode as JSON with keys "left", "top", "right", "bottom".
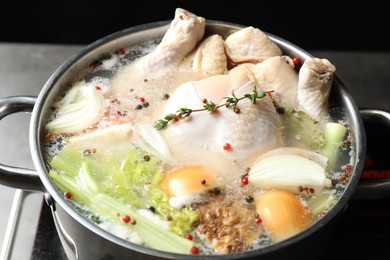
{"left": 185, "top": 234, "right": 193, "bottom": 240}
{"left": 241, "top": 177, "right": 249, "bottom": 185}
{"left": 245, "top": 195, "right": 254, "bottom": 203}
{"left": 122, "top": 215, "right": 131, "bottom": 223}
{"left": 223, "top": 143, "right": 232, "bottom": 150}
{"left": 190, "top": 246, "right": 200, "bottom": 254}
{"left": 293, "top": 57, "right": 301, "bottom": 65}
{"left": 276, "top": 107, "right": 285, "bottom": 114}
{"left": 64, "top": 191, "right": 72, "bottom": 199}
{"left": 83, "top": 149, "right": 92, "bottom": 156}
{"left": 209, "top": 187, "right": 221, "bottom": 195}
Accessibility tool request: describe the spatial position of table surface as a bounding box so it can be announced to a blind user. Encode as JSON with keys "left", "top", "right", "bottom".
{"left": 0, "top": 42, "right": 389, "bottom": 260}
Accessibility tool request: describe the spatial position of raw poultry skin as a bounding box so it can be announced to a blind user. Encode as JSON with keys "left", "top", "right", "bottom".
{"left": 251, "top": 55, "right": 299, "bottom": 107}
{"left": 191, "top": 34, "right": 228, "bottom": 76}
{"left": 225, "top": 26, "right": 283, "bottom": 64}
{"left": 158, "top": 68, "right": 282, "bottom": 179}
{"left": 107, "top": 7, "right": 336, "bottom": 254}
{"left": 297, "top": 58, "right": 336, "bottom": 123}
{"left": 136, "top": 8, "right": 206, "bottom": 73}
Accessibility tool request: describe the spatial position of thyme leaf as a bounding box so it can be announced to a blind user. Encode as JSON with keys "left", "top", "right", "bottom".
{"left": 154, "top": 86, "right": 273, "bottom": 130}
{"left": 203, "top": 101, "right": 219, "bottom": 114}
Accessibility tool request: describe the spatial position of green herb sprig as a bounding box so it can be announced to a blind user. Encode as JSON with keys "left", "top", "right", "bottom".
{"left": 154, "top": 86, "right": 273, "bottom": 130}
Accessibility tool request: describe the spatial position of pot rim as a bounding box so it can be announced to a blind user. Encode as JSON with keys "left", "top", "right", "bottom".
{"left": 29, "top": 20, "right": 366, "bottom": 259}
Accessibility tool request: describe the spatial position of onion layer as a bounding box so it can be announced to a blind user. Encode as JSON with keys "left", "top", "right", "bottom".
{"left": 45, "top": 81, "right": 104, "bottom": 134}
{"left": 248, "top": 147, "right": 331, "bottom": 195}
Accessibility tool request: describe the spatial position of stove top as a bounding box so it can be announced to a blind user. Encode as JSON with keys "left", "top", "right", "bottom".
{"left": 31, "top": 204, "right": 66, "bottom": 260}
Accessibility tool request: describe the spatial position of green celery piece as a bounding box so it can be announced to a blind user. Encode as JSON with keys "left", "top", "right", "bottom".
{"left": 49, "top": 170, "right": 195, "bottom": 254}
{"left": 320, "top": 122, "right": 348, "bottom": 171}
{"left": 50, "top": 145, "right": 82, "bottom": 177}
{"left": 91, "top": 193, "right": 194, "bottom": 254}
{"left": 280, "top": 106, "right": 324, "bottom": 150}
{"left": 80, "top": 160, "right": 101, "bottom": 193}
{"left": 49, "top": 170, "right": 91, "bottom": 205}
{"left": 48, "top": 145, "right": 198, "bottom": 253}
{"left": 145, "top": 184, "right": 198, "bottom": 236}
{"left": 109, "top": 148, "right": 199, "bottom": 236}
{"left": 306, "top": 191, "right": 337, "bottom": 218}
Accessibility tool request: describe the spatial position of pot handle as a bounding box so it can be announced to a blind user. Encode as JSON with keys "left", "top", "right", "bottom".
{"left": 352, "top": 108, "right": 390, "bottom": 199}
{"left": 0, "top": 96, "right": 45, "bottom": 192}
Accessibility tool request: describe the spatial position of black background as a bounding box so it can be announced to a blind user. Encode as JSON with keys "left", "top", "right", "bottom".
{"left": 1, "top": 1, "right": 389, "bottom": 51}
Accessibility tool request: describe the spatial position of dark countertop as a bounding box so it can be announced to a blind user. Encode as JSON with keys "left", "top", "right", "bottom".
{"left": 0, "top": 42, "right": 389, "bottom": 259}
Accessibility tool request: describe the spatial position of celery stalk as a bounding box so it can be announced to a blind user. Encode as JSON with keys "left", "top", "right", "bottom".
{"left": 91, "top": 194, "right": 194, "bottom": 254}
{"left": 306, "top": 192, "right": 337, "bottom": 218}
{"left": 80, "top": 160, "right": 101, "bottom": 193}
{"left": 50, "top": 145, "right": 82, "bottom": 176}
{"left": 48, "top": 145, "right": 197, "bottom": 254}
{"left": 49, "top": 170, "right": 91, "bottom": 205}
{"left": 320, "top": 122, "right": 348, "bottom": 170}
{"left": 49, "top": 169, "right": 194, "bottom": 254}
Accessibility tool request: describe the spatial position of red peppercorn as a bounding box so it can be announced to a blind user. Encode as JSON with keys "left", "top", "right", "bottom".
{"left": 122, "top": 215, "right": 131, "bottom": 223}
{"left": 117, "top": 49, "right": 126, "bottom": 55}
{"left": 241, "top": 177, "right": 249, "bottom": 185}
{"left": 223, "top": 143, "right": 231, "bottom": 150}
{"left": 185, "top": 234, "right": 193, "bottom": 240}
{"left": 95, "top": 86, "right": 101, "bottom": 90}
{"left": 64, "top": 192, "right": 72, "bottom": 199}
{"left": 190, "top": 246, "right": 200, "bottom": 254}
{"left": 138, "top": 97, "right": 145, "bottom": 103}
{"left": 345, "top": 164, "right": 352, "bottom": 173}
{"left": 293, "top": 57, "right": 301, "bottom": 65}
{"left": 116, "top": 111, "right": 123, "bottom": 117}
{"left": 255, "top": 216, "right": 262, "bottom": 224}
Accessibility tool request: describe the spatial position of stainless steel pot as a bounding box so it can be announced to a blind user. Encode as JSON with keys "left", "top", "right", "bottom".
{"left": 1, "top": 21, "right": 390, "bottom": 260}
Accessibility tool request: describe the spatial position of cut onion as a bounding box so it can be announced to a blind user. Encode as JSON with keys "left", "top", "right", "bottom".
{"left": 254, "top": 147, "right": 328, "bottom": 169}
{"left": 248, "top": 147, "right": 331, "bottom": 195}
{"left": 134, "top": 123, "right": 175, "bottom": 163}
{"left": 45, "top": 81, "right": 104, "bottom": 134}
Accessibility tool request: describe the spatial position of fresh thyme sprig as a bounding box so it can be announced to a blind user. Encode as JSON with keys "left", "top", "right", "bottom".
{"left": 154, "top": 86, "right": 273, "bottom": 130}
